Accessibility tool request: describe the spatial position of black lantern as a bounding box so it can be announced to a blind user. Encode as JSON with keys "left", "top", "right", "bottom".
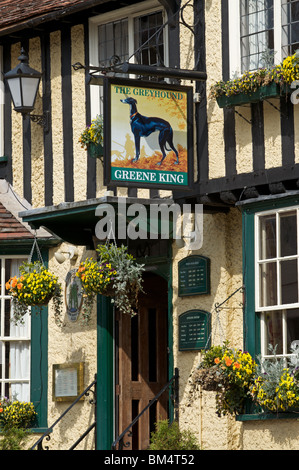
{"left": 4, "top": 48, "right": 49, "bottom": 130}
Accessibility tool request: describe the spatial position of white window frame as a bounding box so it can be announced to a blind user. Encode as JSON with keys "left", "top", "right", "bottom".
{"left": 0, "top": 255, "right": 31, "bottom": 401}
{"left": 88, "top": 0, "right": 169, "bottom": 119}
{"left": 255, "top": 205, "right": 299, "bottom": 360}
{"left": 229, "top": 0, "right": 288, "bottom": 77}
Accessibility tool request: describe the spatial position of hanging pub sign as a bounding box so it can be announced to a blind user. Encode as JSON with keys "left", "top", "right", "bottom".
{"left": 103, "top": 77, "right": 194, "bottom": 190}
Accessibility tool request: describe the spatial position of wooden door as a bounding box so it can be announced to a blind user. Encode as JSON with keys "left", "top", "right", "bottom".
{"left": 115, "top": 272, "right": 169, "bottom": 450}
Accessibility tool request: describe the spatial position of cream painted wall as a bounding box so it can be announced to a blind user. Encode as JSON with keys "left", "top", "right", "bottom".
{"left": 45, "top": 244, "right": 98, "bottom": 450}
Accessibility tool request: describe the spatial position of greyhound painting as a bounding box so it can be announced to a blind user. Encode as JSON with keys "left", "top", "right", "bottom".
{"left": 120, "top": 97, "right": 179, "bottom": 166}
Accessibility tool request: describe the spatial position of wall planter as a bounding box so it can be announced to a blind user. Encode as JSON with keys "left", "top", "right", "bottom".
{"left": 216, "top": 82, "right": 289, "bottom": 108}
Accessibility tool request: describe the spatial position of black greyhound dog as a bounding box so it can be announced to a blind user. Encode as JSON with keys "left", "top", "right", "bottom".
{"left": 120, "top": 97, "right": 179, "bottom": 165}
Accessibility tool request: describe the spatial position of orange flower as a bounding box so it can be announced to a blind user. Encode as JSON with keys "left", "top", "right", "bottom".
{"left": 5, "top": 280, "right": 11, "bottom": 290}
{"left": 78, "top": 266, "right": 85, "bottom": 273}
{"left": 11, "top": 276, "right": 18, "bottom": 288}
{"left": 17, "top": 283, "right": 23, "bottom": 289}
{"left": 214, "top": 358, "right": 220, "bottom": 364}
{"left": 233, "top": 362, "right": 241, "bottom": 369}
{"left": 225, "top": 357, "right": 233, "bottom": 366}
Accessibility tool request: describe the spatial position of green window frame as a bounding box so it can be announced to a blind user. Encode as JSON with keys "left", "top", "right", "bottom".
{"left": 240, "top": 193, "right": 299, "bottom": 420}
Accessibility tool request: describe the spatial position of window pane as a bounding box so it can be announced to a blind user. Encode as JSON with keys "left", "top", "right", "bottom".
{"left": 264, "top": 310, "right": 283, "bottom": 354}
{"left": 260, "top": 262, "right": 277, "bottom": 306}
{"left": 287, "top": 308, "right": 299, "bottom": 352}
{"left": 281, "top": 0, "right": 299, "bottom": 57}
{"left": 281, "top": 259, "right": 298, "bottom": 304}
{"left": 240, "top": 0, "right": 274, "bottom": 72}
{"left": 259, "top": 214, "right": 276, "bottom": 259}
{"left": 280, "top": 211, "right": 297, "bottom": 257}
{"left": 134, "top": 11, "right": 164, "bottom": 66}
{"left": 98, "top": 19, "right": 128, "bottom": 67}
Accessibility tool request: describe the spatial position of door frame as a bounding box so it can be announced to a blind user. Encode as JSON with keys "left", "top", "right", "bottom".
{"left": 96, "top": 252, "right": 173, "bottom": 450}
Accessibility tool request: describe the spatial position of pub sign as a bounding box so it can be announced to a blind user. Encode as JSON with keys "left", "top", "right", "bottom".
{"left": 104, "top": 77, "right": 194, "bottom": 190}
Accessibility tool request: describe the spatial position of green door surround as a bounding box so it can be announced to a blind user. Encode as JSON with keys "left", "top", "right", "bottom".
{"left": 96, "top": 254, "right": 173, "bottom": 450}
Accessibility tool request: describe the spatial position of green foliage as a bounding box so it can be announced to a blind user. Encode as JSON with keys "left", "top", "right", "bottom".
{"left": 0, "top": 426, "right": 31, "bottom": 450}
{"left": 96, "top": 244, "right": 144, "bottom": 317}
{"left": 149, "top": 420, "right": 201, "bottom": 451}
{"left": 76, "top": 243, "right": 144, "bottom": 323}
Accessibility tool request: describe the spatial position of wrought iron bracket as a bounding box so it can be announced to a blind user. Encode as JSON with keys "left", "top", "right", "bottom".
{"left": 28, "top": 111, "right": 50, "bottom": 132}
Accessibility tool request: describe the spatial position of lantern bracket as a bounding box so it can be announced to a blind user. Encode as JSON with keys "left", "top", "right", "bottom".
{"left": 28, "top": 111, "right": 50, "bottom": 132}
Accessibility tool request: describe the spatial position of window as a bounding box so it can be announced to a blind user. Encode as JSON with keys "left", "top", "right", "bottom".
{"left": 89, "top": 1, "right": 168, "bottom": 116}
{"left": 229, "top": 0, "right": 299, "bottom": 75}
{"left": 240, "top": 0, "right": 274, "bottom": 71}
{"left": 255, "top": 207, "right": 299, "bottom": 360}
{"left": 0, "top": 257, "right": 31, "bottom": 401}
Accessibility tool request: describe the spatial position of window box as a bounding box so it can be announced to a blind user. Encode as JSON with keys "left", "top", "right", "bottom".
{"left": 216, "top": 83, "right": 289, "bottom": 108}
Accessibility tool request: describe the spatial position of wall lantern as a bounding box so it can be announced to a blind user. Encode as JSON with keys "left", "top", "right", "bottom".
{"left": 4, "top": 48, "right": 49, "bottom": 131}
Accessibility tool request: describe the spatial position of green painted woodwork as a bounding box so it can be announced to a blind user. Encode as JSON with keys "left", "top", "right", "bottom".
{"left": 30, "top": 248, "right": 49, "bottom": 430}
{"left": 96, "top": 294, "right": 114, "bottom": 450}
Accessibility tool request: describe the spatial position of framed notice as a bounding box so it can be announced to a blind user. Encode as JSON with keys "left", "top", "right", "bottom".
{"left": 178, "top": 255, "right": 210, "bottom": 297}
{"left": 52, "top": 363, "right": 84, "bottom": 402}
{"left": 103, "top": 77, "right": 194, "bottom": 190}
{"left": 179, "top": 310, "right": 211, "bottom": 351}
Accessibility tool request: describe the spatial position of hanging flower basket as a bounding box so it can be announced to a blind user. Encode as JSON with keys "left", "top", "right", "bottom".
{"left": 6, "top": 260, "right": 63, "bottom": 325}
{"left": 190, "top": 342, "right": 256, "bottom": 417}
{"left": 79, "top": 114, "right": 104, "bottom": 159}
{"left": 76, "top": 243, "right": 144, "bottom": 324}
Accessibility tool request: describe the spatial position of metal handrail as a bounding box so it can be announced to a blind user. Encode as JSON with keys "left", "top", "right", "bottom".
{"left": 111, "top": 368, "right": 179, "bottom": 450}
{"left": 30, "top": 374, "right": 97, "bottom": 450}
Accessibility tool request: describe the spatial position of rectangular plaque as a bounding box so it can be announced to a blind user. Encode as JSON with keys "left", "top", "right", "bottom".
{"left": 53, "top": 363, "right": 84, "bottom": 402}
{"left": 179, "top": 310, "right": 211, "bottom": 351}
{"left": 178, "top": 255, "right": 210, "bottom": 296}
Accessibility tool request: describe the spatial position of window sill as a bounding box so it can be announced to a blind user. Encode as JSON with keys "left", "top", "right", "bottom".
{"left": 216, "top": 83, "right": 289, "bottom": 109}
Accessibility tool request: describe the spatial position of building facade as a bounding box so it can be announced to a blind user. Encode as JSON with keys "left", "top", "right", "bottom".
{"left": 0, "top": 0, "right": 299, "bottom": 450}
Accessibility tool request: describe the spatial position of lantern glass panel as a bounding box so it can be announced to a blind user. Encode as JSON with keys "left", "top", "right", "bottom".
{"left": 7, "top": 77, "right": 22, "bottom": 108}
{"left": 21, "top": 77, "right": 40, "bottom": 108}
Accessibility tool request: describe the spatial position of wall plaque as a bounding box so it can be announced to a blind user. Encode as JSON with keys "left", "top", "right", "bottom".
{"left": 178, "top": 255, "right": 210, "bottom": 296}
{"left": 52, "top": 363, "right": 84, "bottom": 402}
{"left": 179, "top": 310, "right": 211, "bottom": 351}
